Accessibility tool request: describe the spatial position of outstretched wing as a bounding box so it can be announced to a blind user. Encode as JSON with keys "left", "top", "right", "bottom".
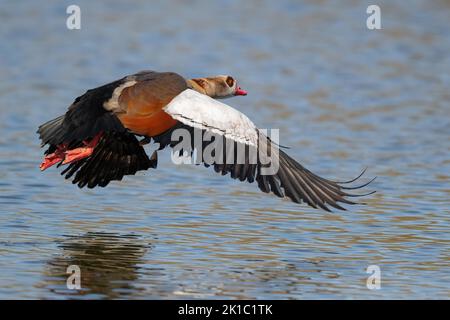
{"left": 37, "top": 70, "right": 187, "bottom": 148}
{"left": 156, "top": 89, "right": 374, "bottom": 211}
{"left": 37, "top": 77, "right": 128, "bottom": 148}
{"left": 59, "top": 131, "right": 156, "bottom": 188}
{"left": 37, "top": 71, "right": 185, "bottom": 188}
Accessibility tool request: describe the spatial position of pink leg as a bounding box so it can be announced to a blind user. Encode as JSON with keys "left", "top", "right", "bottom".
{"left": 39, "top": 133, "right": 103, "bottom": 170}
{"left": 62, "top": 132, "right": 102, "bottom": 165}
{"left": 40, "top": 147, "right": 66, "bottom": 171}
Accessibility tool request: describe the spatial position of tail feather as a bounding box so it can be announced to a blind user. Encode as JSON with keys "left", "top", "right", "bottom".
{"left": 37, "top": 115, "right": 65, "bottom": 147}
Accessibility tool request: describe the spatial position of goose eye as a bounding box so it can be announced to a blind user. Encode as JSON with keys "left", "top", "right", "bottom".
{"left": 225, "top": 76, "right": 234, "bottom": 87}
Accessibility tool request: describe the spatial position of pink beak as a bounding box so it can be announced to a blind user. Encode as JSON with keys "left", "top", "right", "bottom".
{"left": 235, "top": 86, "right": 248, "bottom": 96}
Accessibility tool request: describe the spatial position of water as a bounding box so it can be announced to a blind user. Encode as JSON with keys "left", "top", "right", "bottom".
{"left": 0, "top": 0, "right": 449, "bottom": 299}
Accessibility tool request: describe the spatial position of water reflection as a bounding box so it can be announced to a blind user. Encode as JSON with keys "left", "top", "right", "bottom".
{"left": 41, "top": 232, "right": 151, "bottom": 299}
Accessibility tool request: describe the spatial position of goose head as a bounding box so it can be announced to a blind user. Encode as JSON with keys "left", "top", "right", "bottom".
{"left": 188, "top": 75, "right": 247, "bottom": 99}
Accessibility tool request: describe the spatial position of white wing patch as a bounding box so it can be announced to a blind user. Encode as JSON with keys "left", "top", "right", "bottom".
{"left": 163, "top": 89, "right": 259, "bottom": 146}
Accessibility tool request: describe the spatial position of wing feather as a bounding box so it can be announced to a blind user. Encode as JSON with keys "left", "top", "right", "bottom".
{"left": 158, "top": 90, "right": 374, "bottom": 211}
{"left": 164, "top": 89, "right": 259, "bottom": 147}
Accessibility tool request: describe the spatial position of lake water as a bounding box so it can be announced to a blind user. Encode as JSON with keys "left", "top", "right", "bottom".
{"left": 0, "top": 0, "right": 449, "bottom": 299}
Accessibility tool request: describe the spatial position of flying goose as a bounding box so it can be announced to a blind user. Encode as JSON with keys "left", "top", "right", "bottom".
{"left": 37, "top": 70, "right": 374, "bottom": 211}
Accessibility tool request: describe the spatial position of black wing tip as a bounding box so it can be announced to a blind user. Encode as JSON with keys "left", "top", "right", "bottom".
{"left": 274, "top": 151, "right": 377, "bottom": 212}
{"left": 336, "top": 171, "right": 376, "bottom": 206}
{"left": 334, "top": 167, "right": 368, "bottom": 184}
{"left": 340, "top": 175, "right": 377, "bottom": 190}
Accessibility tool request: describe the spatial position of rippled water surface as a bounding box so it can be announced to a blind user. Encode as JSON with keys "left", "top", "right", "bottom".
{"left": 0, "top": 0, "right": 449, "bottom": 299}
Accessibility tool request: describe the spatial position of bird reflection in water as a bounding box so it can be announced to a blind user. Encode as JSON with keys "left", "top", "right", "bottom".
{"left": 42, "top": 232, "right": 151, "bottom": 299}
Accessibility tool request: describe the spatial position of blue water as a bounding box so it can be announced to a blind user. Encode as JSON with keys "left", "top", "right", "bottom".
{"left": 0, "top": 0, "right": 449, "bottom": 299}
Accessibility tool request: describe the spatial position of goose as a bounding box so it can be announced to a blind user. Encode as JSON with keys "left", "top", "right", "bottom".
{"left": 37, "top": 70, "right": 374, "bottom": 211}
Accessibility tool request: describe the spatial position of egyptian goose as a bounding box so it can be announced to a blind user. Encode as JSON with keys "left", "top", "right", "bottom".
{"left": 38, "top": 70, "right": 374, "bottom": 211}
